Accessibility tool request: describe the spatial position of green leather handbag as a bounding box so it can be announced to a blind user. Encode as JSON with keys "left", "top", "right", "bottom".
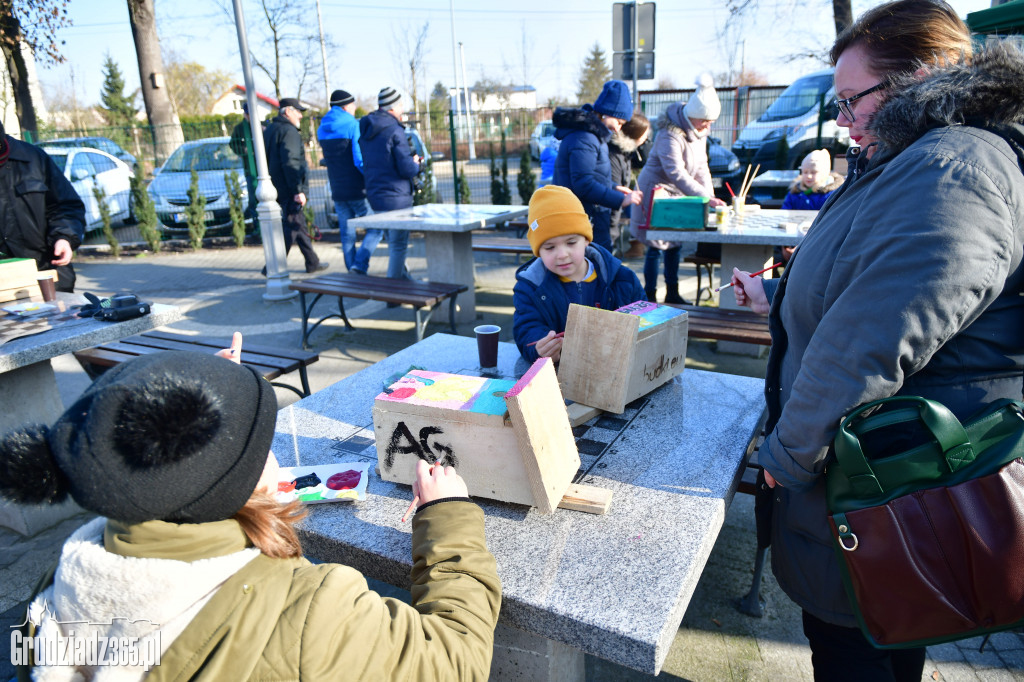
{"left": 826, "top": 396, "right": 1024, "bottom": 649}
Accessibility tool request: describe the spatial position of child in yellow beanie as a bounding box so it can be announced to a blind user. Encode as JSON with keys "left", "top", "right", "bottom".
{"left": 513, "top": 185, "right": 645, "bottom": 362}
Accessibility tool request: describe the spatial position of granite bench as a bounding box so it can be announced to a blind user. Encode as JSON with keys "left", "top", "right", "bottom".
{"left": 665, "top": 303, "right": 772, "bottom": 346}
{"left": 73, "top": 330, "right": 320, "bottom": 397}
{"left": 289, "top": 272, "right": 467, "bottom": 348}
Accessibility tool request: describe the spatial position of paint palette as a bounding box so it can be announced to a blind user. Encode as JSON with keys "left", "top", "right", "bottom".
{"left": 276, "top": 462, "right": 372, "bottom": 504}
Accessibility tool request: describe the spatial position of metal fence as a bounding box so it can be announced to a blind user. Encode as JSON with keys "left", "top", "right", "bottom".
{"left": 28, "top": 86, "right": 845, "bottom": 239}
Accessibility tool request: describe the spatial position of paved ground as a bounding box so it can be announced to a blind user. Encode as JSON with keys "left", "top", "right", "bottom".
{"left": 1, "top": 234, "right": 1021, "bottom": 681}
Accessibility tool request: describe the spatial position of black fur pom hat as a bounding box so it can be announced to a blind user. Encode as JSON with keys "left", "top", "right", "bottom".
{"left": 0, "top": 351, "right": 278, "bottom": 524}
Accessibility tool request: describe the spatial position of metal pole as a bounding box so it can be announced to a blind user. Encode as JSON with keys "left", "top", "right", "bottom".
{"left": 314, "top": 0, "right": 331, "bottom": 105}
{"left": 632, "top": 2, "right": 639, "bottom": 105}
{"left": 449, "top": 0, "right": 465, "bottom": 156}
{"left": 231, "top": 0, "right": 295, "bottom": 301}
{"left": 449, "top": 110, "right": 460, "bottom": 205}
{"left": 459, "top": 41, "right": 477, "bottom": 160}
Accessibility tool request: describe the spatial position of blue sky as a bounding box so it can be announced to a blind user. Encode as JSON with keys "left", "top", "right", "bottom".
{"left": 42, "top": 0, "right": 992, "bottom": 109}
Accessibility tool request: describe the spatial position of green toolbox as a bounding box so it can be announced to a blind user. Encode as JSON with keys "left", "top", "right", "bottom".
{"left": 649, "top": 196, "right": 709, "bottom": 230}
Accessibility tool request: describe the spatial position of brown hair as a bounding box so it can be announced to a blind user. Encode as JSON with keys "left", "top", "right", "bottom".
{"left": 621, "top": 112, "right": 650, "bottom": 142}
{"left": 233, "top": 491, "right": 308, "bottom": 559}
{"left": 830, "top": 0, "right": 972, "bottom": 77}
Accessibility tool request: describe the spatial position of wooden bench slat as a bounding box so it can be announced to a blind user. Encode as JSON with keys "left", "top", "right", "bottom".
{"left": 140, "top": 331, "right": 319, "bottom": 365}
{"left": 73, "top": 332, "right": 322, "bottom": 396}
{"left": 471, "top": 237, "right": 533, "bottom": 255}
{"left": 288, "top": 272, "right": 465, "bottom": 346}
{"left": 663, "top": 303, "right": 772, "bottom": 346}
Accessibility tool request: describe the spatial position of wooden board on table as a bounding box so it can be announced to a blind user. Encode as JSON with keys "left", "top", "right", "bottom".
{"left": 558, "top": 302, "right": 688, "bottom": 413}
{"left": 504, "top": 358, "right": 581, "bottom": 514}
{"left": 558, "top": 484, "right": 613, "bottom": 515}
{"left": 566, "top": 402, "right": 603, "bottom": 427}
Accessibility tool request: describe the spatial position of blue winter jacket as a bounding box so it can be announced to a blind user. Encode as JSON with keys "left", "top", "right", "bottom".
{"left": 552, "top": 106, "right": 625, "bottom": 237}
{"left": 779, "top": 171, "right": 844, "bottom": 211}
{"left": 512, "top": 243, "right": 645, "bottom": 362}
{"left": 317, "top": 106, "right": 365, "bottom": 202}
{"left": 358, "top": 109, "right": 421, "bottom": 212}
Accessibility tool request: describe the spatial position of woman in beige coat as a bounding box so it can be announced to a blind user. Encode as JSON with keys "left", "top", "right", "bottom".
{"left": 3, "top": 339, "right": 501, "bottom": 681}
{"left": 631, "top": 75, "right": 728, "bottom": 302}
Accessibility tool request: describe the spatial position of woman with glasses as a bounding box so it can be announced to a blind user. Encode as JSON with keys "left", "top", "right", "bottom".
{"left": 730, "top": 1, "right": 1024, "bottom": 679}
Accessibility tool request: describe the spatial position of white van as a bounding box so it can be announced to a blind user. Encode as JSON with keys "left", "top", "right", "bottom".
{"left": 731, "top": 68, "right": 849, "bottom": 170}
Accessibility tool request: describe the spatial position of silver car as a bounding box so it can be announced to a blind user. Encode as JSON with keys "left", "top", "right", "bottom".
{"left": 147, "top": 137, "right": 251, "bottom": 235}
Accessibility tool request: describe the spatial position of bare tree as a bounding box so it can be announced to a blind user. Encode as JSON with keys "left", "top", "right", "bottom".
{"left": 127, "top": 0, "right": 184, "bottom": 164}
{"left": 390, "top": 21, "right": 429, "bottom": 115}
{"left": 723, "top": 0, "right": 852, "bottom": 59}
{"left": 163, "top": 49, "right": 234, "bottom": 117}
{"left": 0, "top": 0, "right": 72, "bottom": 134}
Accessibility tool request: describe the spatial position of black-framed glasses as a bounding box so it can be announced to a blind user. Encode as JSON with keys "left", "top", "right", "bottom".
{"left": 834, "top": 83, "right": 886, "bottom": 122}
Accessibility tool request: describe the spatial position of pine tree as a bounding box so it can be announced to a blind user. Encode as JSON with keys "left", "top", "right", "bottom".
{"left": 517, "top": 147, "right": 535, "bottom": 205}
{"left": 99, "top": 54, "right": 138, "bottom": 128}
{"left": 414, "top": 158, "right": 437, "bottom": 205}
{"left": 131, "top": 164, "right": 161, "bottom": 253}
{"left": 499, "top": 132, "right": 512, "bottom": 204}
{"left": 185, "top": 169, "right": 207, "bottom": 250}
{"left": 456, "top": 166, "right": 471, "bottom": 204}
{"left": 226, "top": 171, "right": 246, "bottom": 247}
{"left": 576, "top": 43, "right": 612, "bottom": 105}
{"left": 92, "top": 186, "right": 121, "bottom": 258}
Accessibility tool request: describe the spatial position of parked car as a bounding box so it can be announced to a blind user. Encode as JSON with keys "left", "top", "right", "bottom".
{"left": 321, "top": 127, "right": 441, "bottom": 227}
{"left": 529, "top": 120, "right": 556, "bottom": 160}
{"left": 731, "top": 68, "right": 849, "bottom": 170}
{"left": 707, "top": 137, "right": 744, "bottom": 201}
{"left": 43, "top": 136, "right": 137, "bottom": 168}
{"left": 42, "top": 146, "right": 134, "bottom": 231}
{"left": 147, "top": 137, "right": 251, "bottom": 236}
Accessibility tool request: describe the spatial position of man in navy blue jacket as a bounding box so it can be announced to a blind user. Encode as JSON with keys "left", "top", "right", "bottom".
{"left": 358, "top": 86, "right": 421, "bottom": 280}
{"left": 318, "top": 89, "right": 382, "bottom": 274}
{"left": 552, "top": 80, "right": 642, "bottom": 252}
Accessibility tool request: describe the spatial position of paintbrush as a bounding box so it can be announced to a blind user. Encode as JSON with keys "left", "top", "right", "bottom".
{"left": 739, "top": 165, "right": 752, "bottom": 201}
{"left": 715, "top": 262, "right": 783, "bottom": 291}
{"left": 527, "top": 331, "right": 565, "bottom": 346}
{"left": 725, "top": 182, "right": 736, "bottom": 198}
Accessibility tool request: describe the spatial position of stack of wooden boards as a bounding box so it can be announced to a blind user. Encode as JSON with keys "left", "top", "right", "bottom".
{"left": 0, "top": 258, "right": 51, "bottom": 303}
{"left": 371, "top": 301, "right": 689, "bottom": 515}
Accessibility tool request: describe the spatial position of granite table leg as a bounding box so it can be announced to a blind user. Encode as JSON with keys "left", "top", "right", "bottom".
{"left": 0, "top": 360, "right": 84, "bottom": 535}
{"left": 490, "top": 622, "right": 585, "bottom": 682}
{"left": 423, "top": 231, "right": 476, "bottom": 324}
{"left": 716, "top": 243, "right": 775, "bottom": 356}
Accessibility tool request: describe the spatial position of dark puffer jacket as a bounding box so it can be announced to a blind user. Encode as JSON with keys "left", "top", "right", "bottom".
{"left": 263, "top": 115, "right": 308, "bottom": 201}
{"left": 358, "top": 109, "right": 421, "bottom": 212}
{"left": 512, "top": 243, "right": 645, "bottom": 362}
{"left": 0, "top": 137, "right": 84, "bottom": 291}
{"left": 759, "top": 43, "right": 1024, "bottom": 628}
{"left": 552, "top": 106, "right": 625, "bottom": 241}
{"left": 317, "top": 106, "right": 365, "bottom": 202}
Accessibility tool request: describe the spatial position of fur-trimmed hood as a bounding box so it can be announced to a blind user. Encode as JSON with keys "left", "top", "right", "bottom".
{"left": 788, "top": 171, "right": 844, "bottom": 195}
{"left": 552, "top": 105, "right": 611, "bottom": 142}
{"left": 607, "top": 129, "right": 640, "bottom": 155}
{"left": 656, "top": 102, "right": 704, "bottom": 143}
{"left": 872, "top": 42, "right": 1024, "bottom": 153}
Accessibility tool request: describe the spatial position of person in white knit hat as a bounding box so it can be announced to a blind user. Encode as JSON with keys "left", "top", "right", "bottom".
{"left": 630, "top": 73, "right": 727, "bottom": 303}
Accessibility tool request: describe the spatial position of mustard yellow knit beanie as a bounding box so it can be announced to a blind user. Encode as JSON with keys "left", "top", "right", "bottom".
{"left": 526, "top": 185, "right": 593, "bottom": 255}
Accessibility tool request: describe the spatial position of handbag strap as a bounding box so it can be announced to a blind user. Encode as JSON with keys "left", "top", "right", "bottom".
{"left": 834, "top": 396, "right": 975, "bottom": 496}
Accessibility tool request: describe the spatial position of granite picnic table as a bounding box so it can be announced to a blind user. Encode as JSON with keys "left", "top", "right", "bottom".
{"left": 272, "top": 332, "right": 765, "bottom": 678}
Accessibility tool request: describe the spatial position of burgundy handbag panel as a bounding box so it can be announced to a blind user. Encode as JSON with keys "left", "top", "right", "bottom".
{"left": 832, "top": 458, "right": 1024, "bottom": 646}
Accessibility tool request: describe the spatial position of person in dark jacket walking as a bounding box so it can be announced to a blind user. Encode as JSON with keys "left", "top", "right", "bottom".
{"left": 0, "top": 122, "right": 84, "bottom": 292}
{"left": 513, "top": 185, "right": 645, "bottom": 363}
{"left": 359, "top": 86, "right": 421, "bottom": 280}
{"left": 318, "top": 89, "right": 382, "bottom": 274}
{"left": 552, "top": 79, "right": 642, "bottom": 252}
{"left": 729, "top": 2, "right": 1024, "bottom": 679}
{"left": 263, "top": 97, "right": 327, "bottom": 274}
